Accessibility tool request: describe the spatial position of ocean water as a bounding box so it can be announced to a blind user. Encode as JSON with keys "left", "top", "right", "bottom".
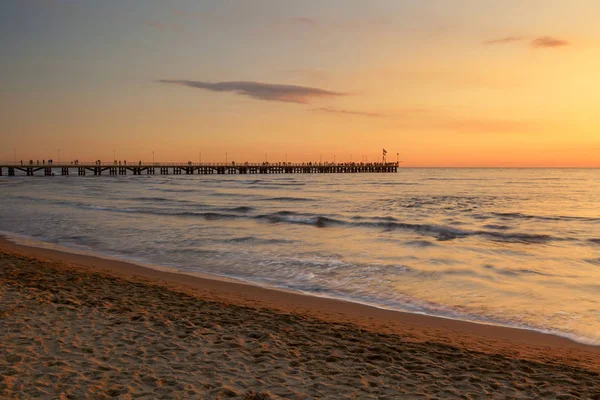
{"left": 1, "top": 169, "right": 599, "bottom": 344}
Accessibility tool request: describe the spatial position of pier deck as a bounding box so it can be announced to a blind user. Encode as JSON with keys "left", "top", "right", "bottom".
{"left": 0, "top": 162, "right": 398, "bottom": 176}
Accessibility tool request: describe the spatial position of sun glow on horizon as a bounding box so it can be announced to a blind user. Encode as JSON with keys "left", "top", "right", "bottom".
{"left": 1, "top": 1, "right": 599, "bottom": 167}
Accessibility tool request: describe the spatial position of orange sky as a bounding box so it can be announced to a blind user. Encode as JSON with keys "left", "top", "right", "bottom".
{"left": 1, "top": 1, "right": 599, "bottom": 167}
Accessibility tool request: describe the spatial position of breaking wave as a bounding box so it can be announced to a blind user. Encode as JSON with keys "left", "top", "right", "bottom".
{"left": 492, "top": 212, "right": 600, "bottom": 222}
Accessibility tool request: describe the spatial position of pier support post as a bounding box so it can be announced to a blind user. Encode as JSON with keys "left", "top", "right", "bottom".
{"left": 0, "top": 163, "right": 398, "bottom": 178}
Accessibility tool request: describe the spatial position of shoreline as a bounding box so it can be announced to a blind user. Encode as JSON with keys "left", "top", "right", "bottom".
{"left": 3, "top": 236, "right": 600, "bottom": 398}
{"left": 1, "top": 235, "right": 599, "bottom": 372}
{"left": 2, "top": 232, "right": 597, "bottom": 347}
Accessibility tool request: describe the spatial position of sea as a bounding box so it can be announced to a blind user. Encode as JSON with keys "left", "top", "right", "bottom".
{"left": 1, "top": 168, "right": 599, "bottom": 344}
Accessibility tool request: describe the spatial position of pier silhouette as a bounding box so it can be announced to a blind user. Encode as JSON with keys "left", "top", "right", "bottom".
{"left": 0, "top": 161, "right": 398, "bottom": 176}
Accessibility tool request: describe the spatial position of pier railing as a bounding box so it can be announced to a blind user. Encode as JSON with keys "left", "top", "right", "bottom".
{"left": 0, "top": 161, "right": 399, "bottom": 176}
{"left": 0, "top": 161, "right": 399, "bottom": 167}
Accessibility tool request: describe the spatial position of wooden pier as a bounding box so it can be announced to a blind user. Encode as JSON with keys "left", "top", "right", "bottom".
{"left": 0, "top": 162, "right": 398, "bottom": 177}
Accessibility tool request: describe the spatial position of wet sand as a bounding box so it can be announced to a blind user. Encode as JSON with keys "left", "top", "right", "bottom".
{"left": 1, "top": 237, "right": 599, "bottom": 399}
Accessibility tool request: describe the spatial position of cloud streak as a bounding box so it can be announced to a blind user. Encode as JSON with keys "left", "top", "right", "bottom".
{"left": 483, "top": 35, "right": 570, "bottom": 49}
{"left": 483, "top": 36, "right": 526, "bottom": 45}
{"left": 530, "top": 36, "right": 570, "bottom": 48}
{"left": 160, "top": 80, "right": 344, "bottom": 104}
{"left": 314, "top": 107, "right": 382, "bottom": 118}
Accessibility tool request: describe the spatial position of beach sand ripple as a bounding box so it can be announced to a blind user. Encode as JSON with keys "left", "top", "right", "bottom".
{"left": 1, "top": 253, "right": 599, "bottom": 399}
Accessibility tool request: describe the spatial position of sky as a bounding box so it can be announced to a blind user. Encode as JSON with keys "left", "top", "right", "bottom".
{"left": 1, "top": 0, "right": 599, "bottom": 167}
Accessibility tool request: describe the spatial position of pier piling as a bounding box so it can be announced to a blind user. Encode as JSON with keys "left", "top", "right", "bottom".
{"left": 0, "top": 162, "right": 399, "bottom": 177}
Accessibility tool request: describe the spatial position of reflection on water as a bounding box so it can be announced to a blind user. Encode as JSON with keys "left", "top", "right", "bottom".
{"left": 1, "top": 169, "right": 599, "bottom": 344}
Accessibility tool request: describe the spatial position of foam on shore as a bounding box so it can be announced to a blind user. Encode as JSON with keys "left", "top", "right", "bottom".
{"left": 2, "top": 239, "right": 600, "bottom": 398}
{"left": 2, "top": 231, "right": 599, "bottom": 347}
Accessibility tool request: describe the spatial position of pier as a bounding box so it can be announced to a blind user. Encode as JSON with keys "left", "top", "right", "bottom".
{"left": 0, "top": 162, "right": 398, "bottom": 177}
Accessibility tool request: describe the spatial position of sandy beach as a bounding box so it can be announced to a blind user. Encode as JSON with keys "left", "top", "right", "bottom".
{"left": 1, "top": 236, "right": 599, "bottom": 399}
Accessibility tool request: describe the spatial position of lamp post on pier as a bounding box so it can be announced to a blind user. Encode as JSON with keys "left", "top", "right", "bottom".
{"left": 152, "top": 150, "right": 155, "bottom": 165}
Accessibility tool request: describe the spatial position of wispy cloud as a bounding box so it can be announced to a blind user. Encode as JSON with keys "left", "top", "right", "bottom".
{"left": 314, "top": 107, "right": 382, "bottom": 118}
{"left": 160, "top": 80, "right": 344, "bottom": 104}
{"left": 483, "top": 35, "right": 570, "bottom": 49}
{"left": 530, "top": 36, "right": 570, "bottom": 48}
{"left": 483, "top": 36, "right": 526, "bottom": 45}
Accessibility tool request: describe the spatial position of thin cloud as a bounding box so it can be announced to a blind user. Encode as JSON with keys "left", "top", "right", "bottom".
{"left": 314, "top": 107, "right": 382, "bottom": 118}
{"left": 160, "top": 80, "right": 344, "bottom": 104}
{"left": 483, "top": 35, "right": 570, "bottom": 49}
{"left": 531, "top": 36, "right": 570, "bottom": 48}
{"left": 483, "top": 36, "right": 526, "bottom": 45}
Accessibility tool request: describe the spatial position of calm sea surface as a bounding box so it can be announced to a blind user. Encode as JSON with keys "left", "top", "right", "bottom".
{"left": 1, "top": 169, "right": 599, "bottom": 344}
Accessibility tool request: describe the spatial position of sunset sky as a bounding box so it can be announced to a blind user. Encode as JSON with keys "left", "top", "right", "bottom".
{"left": 1, "top": 0, "right": 599, "bottom": 167}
